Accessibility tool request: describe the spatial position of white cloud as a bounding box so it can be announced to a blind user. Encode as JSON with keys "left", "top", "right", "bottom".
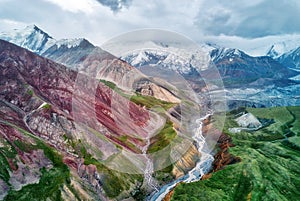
{"left": 195, "top": 0, "right": 300, "bottom": 38}
{"left": 1, "top": 0, "right": 300, "bottom": 54}
{"left": 0, "top": 19, "right": 27, "bottom": 31}
{"left": 44, "top": 0, "right": 99, "bottom": 14}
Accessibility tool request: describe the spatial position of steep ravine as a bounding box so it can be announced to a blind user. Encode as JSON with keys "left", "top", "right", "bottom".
{"left": 149, "top": 113, "right": 215, "bottom": 201}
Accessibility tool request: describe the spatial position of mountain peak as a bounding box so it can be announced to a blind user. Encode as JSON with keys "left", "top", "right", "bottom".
{"left": 24, "top": 24, "right": 49, "bottom": 35}
{"left": 54, "top": 38, "right": 94, "bottom": 49}
{"left": 24, "top": 24, "right": 38, "bottom": 31}
{"left": 0, "top": 24, "right": 55, "bottom": 54}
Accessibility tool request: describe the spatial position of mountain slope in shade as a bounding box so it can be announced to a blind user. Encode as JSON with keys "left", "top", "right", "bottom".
{"left": 276, "top": 47, "right": 300, "bottom": 70}
{"left": 207, "top": 47, "right": 297, "bottom": 87}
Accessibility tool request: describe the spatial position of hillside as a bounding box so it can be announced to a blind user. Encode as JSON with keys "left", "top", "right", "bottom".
{"left": 171, "top": 106, "right": 300, "bottom": 201}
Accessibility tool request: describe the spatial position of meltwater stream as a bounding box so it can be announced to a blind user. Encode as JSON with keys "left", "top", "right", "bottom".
{"left": 143, "top": 137, "right": 159, "bottom": 191}
{"left": 149, "top": 113, "right": 213, "bottom": 201}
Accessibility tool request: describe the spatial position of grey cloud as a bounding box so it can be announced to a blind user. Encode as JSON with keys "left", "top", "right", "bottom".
{"left": 96, "top": 0, "right": 132, "bottom": 12}
{"left": 195, "top": 0, "right": 300, "bottom": 38}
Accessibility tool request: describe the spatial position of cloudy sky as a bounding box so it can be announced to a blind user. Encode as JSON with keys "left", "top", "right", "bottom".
{"left": 1, "top": 0, "right": 300, "bottom": 53}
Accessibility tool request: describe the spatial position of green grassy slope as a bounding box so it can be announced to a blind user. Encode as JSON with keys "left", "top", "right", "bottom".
{"left": 171, "top": 106, "right": 300, "bottom": 201}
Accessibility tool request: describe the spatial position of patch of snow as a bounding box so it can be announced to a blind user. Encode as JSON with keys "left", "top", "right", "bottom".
{"left": 121, "top": 41, "right": 213, "bottom": 74}
{"left": 55, "top": 38, "right": 84, "bottom": 49}
{"left": 235, "top": 113, "right": 262, "bottom": 129}
{"left": 204, "top": 34, "right": 300, "bottom": 57}
{"left": 289, "top": 74, "right": 300, "bottom": 81}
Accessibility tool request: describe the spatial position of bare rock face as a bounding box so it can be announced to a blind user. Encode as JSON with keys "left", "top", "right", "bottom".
{"left": 138, "top": 83, "right": 180, "bottom": 103}
{"left": 172, "top": 144, "right": 200, "bottom": 178}
{"left": 80, "top": 52, "right": 181, "bottom": 104}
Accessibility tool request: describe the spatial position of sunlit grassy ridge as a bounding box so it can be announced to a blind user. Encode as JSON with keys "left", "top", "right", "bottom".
{"left": 147, "top": 120, "right": 177, "bottom": 154}
{"left": 130, "top": 94, "right": 176, "bottom": 111}
{"left": 100, "top": 79, "right": 176, "bottom": 110}
{"left": 171, "top": 106, "right": 300, "bottom": 201}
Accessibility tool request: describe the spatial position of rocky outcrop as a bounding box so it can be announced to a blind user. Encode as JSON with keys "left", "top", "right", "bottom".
{"left": 210, "top": 133, "right": 241, "bottom": 172}
{"left": 202, "top": 116, "right": 241, "bottom": 173}
{"left": 78, "top": 50, "right": 180, "bottom": 104}
{"left": 63, "top": 157, "right": 104, "bottom": 195}
{"left": 229, "top": 112, "right": 262, "bottom": 133}
{"left": 172, "top": 144, "right": 200, "bottom": 178}
{"left": 138, "top": 83, "right": 180, "bottom": 103}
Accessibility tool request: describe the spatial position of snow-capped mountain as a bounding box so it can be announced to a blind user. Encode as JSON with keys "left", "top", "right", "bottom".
{"left": 209, "top": 47, "right": 297, "bottom": 87}
{"left": 266, "top": 38, "right": 300, "bottom": 59}
{"left": 0, "top": 25, "right": 95, "bottom": 63}
{"left": 0, "top": 25, "right": 55, "bottom": 54}
{"left": 41, "top": 38, "right": 95, "bottom": 67}
{"left": 205, "top": 34, "right": 300, "bottom": 58}
{"left": 1, "top": 25, "right": 300, "bottom": 109}
{"left": 122, "top": 42, "right": 297, "bottom": 87}
{"left": 210, "top": 47, "right": 243, "bottom": 62}
{"left": 120, "top": 41, "right": 214, "bottom": 75}
{"left": 120, "top": 40, "right": 300, "bottom": 109}
{"left": 275, "top": 47, "right": 300, "bottom": 70}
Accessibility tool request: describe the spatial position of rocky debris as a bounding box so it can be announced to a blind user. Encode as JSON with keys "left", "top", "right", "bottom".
{"left": 0, "top": 179, "right": 9, "bottom": 200}
{"left": 63, "top": 157, "right": 106, "bottom": 198}
{"left": 9, "top": 150, "right": 53, "bottom": 191}
{"left": 26, "top": 109, "right": 77, "bottom": 153}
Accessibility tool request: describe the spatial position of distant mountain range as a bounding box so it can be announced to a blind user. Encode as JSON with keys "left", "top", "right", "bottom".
{"left": 1, "top": 25, "right": 300, "bottom": 109}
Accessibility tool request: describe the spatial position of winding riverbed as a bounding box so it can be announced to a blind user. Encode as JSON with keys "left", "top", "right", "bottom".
{"left": 149, "top": 113, "right": 213, "bottom": 201}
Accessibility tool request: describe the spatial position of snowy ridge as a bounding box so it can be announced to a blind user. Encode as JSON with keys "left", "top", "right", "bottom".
{"left": 203, "top": 34, "right": 300, "bottom": 58}
{"left": 54, "top": 38, "right": 86, "bottom": 49}
{"left": 0, "top": 25, "right": 89, "bottom": 54}
{"left": 0, "top": 25, "right": 55, "bottom": 54}
{"left": 121, "top": 41, "right": 215, "bottom": 74}
{"left": 210, "top": 47, "right": 244, "bottom": 62}
{"left": 266, "top": 37, "right": 300, "bottom": 58}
